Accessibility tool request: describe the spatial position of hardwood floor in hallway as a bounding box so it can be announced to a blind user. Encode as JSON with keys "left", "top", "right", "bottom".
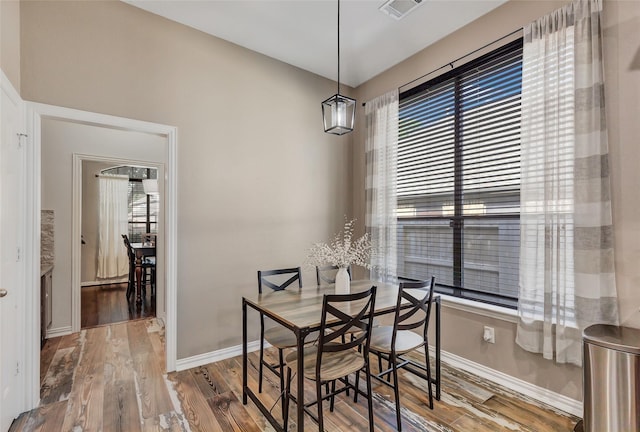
{"left": 80, "top": 282, "right": 155, "bottom": 329}
{"left": 10, "top": 318, "right": 581, "bottom": 431}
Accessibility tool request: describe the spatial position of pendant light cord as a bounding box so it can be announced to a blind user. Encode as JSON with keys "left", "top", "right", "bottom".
{"left": 337, "top": 0, "right": 341, "bottom": 95}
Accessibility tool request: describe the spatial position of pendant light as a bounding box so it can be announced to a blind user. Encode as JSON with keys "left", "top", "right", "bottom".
{"left": 322, "top": 0, "right": 356, "bottom": 135}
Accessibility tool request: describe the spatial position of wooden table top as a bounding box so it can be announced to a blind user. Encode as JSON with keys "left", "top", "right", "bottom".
{"left": 244, "top": 280, "right": 406, "bottom": 332}
{"left": 130, "top": 242, "right": 156, "bottom": 250}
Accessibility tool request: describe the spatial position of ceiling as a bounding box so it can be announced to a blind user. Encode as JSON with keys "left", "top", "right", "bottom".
{"left": 125, "top": 0, "right": 509, "bottom": 88}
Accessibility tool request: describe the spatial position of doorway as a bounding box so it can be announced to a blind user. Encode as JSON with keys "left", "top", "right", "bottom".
{"left": 80, "top": 161, "right": 160, "bottom": 328}
{"left": 23, "top": 102, "right": 178, "bottom": 412}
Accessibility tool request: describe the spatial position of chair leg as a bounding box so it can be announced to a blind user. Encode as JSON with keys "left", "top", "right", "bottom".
{"left": 316, "top": 380, "right": 325, "bottom": 432}
{"left": 424, "top": 343, "right": 434, "bottom": 409}
{"left": 126, "top": 264, "right": 134, "bottom": 301}
{"left": 391, "top": 353, "right": 402, "bottom": 432}
{"left": 365, "top": 363, "right": 375, "bottom": 432}
{"left": 341, "top": 334, "right": 350, "bottom": 397}
{"left": 151, "top": 267, "right": 156, "bottom": 298}
{"left": 283, "top": 366, "right": 292, "bottom": 430}
{"left": 354, "top": 369, "right": 360, "bottom": 403}
{"left": 258, "top": 321, "right": 265, "bottom": 393}
{"left": 329, "top": 380, "right": 336, "bottom": 412}
{"left": 278, "top": 348, "right": 285, "bottom": 417}
{"left": 141, "top": 268, "right": 147, "bottom": 300}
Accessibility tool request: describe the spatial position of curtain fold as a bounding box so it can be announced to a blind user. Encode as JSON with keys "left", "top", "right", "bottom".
{"left": 365, "top": 90, "right": 399, "bottom": 283}
{"left": 97, "top": 175, "right": 130, "bottom": 279}
{"left": 516, "top": 0, "right": 618, "bottom": 366}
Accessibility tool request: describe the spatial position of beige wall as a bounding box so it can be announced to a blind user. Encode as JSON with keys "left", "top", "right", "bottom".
{"left": 42, "top": 118, "right": 167, "bottom": 331}
{"left": 603, "top": 0, "right": 640, "bottom": 327}
{"left": 0, "top": 0, "right": 20, "bottom": 90}
{"left": 22, "top": 1, "right": 353, "bottom": 357}
{"left": 353, "top": 0, "right": 640, "bottom": 402}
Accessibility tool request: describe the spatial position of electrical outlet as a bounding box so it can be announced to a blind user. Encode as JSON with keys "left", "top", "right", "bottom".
{"left": 483, "top": 326, "right": 495, "bottom": 344}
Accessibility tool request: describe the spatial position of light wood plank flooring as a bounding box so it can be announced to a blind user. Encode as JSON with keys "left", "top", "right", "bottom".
{"left": 81, "top": 282, "right": 155, "bottom": 329}
{"left": 11, "top": 318, "right": 581, "bottom": 431}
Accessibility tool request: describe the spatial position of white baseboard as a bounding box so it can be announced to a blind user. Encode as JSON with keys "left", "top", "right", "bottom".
{"left": 175, "top": 339, "right": 263, "bottom": 371}
{"left": 46, "top": 325, "right": 72, "bottom": 339}
{"left": 81, "top": 278, "right": 127, "bottom": 287}
{"left": 436, "top": 348, "right": 583, "bottom": 418}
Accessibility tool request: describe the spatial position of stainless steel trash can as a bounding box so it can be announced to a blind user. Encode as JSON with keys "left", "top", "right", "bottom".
{"left": 583, "top": 324, "right": 640, "bottom": 431}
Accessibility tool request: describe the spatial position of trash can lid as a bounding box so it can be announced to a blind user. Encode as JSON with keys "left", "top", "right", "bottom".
{"left": 583, "top": 324, "right": 640, "bottom": 354}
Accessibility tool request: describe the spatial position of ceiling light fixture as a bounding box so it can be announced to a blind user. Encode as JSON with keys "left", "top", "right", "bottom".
{"left": 322, "top": 0, "right": 355, "bottom": 135}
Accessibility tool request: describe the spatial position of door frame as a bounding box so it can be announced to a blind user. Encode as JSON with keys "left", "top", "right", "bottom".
{"left": 24, "top": 102, "right": 178, "bottom": 410}
{"left": 73, "top": 154, "right": 167, "bottom": 328}
{"left": 1, "top": 69, "right": 27, "bottom": 428}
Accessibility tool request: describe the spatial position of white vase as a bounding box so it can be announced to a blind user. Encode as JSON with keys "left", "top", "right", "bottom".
{"left": 335, "top": 267, "right": 350, "bottom": 294}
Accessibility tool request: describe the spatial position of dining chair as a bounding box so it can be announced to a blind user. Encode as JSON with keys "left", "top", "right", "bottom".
{"left": 315, "top": 265, "right": 351, "bottom": 286}
{"left": 142, "top": 232, "right": 156, "bottom": 246}
{"left": 257, "top": 267, "right": 303, "bottom": 396}
{"left": 369, "top": 276, "right": 436, "bottom": 431}
{"left": 283, "top": 286, "right": 377, "bottom": 432}
{"left": 122, "top": 234, "right": 156, "bottom": 301}
{"left": 143, "top": 234, "right": 157, "bottom": 299}
{"left": 121, "top": 234, "right": 136, "bottom": 300}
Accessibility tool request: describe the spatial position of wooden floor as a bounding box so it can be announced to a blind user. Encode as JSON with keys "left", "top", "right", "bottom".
{"left": 11, "top": 318, "right": 581, "bottom": 431}
{"left": 81, "top": 282, "right": 155, "bottom": 329}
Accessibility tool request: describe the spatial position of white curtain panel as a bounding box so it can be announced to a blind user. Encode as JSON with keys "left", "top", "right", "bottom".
{"left": 516, "top": 0, "right": 618, "bottom": 366}
{"left": 365, "top": 90, "right": 399, "bottom": 283}
{"left": 97, "top": 175, "right": 130, "bottom": 279}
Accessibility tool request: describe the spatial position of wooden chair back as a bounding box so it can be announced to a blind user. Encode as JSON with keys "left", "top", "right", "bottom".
{"left": 142, "top": 233, "right": 157, "bottom": 245}
{"left": 121, "top": 234, "right": 134, "bottom": 258}
{"left": 316, "top": 286, "right": 377, "bottom": 368}
{"left": 392, "top": 277, "right": 435, "bottom": 350}
{"left": 257, "top": 267, "right": 302, "bottom": 294}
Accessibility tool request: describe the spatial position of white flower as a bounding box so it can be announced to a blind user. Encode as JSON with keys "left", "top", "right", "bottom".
{"left": 306, "top": 219, "right": 372, "bottom": 270}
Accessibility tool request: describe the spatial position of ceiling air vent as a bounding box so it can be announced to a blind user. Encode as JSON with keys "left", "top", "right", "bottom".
{"left": 379, "top": 0, "right": 423, "bottom": 20}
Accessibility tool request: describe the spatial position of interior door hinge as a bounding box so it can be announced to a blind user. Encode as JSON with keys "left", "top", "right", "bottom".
{"left": 17, "top": 132, "right": 28, "bottom": 148}
{"left": 17, "top": 247, "right": 21, "bottom": 262}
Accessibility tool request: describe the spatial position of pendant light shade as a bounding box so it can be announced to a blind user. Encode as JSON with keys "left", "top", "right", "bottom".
{"left": 322, "top": 94, "right": 356, "bottom": 135}
{"left": 322, "top": 0, "right": 356, "bottom": 135}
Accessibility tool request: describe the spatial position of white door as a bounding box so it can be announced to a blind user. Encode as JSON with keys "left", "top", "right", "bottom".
{"left": 0, "top": 76, "right": 24, "bottom": 432}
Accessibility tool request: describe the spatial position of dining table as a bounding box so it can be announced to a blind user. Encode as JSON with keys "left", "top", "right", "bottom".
{"left": 129, "top": 242, "right": 155, "bottom": 306}
{"left": 242, "top": 279, "right": 441, "bottom": 432}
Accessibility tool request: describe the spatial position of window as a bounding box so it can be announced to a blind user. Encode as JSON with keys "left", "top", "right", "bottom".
{"left": 101, "top": 166, "right": 158, "bottom": 243}
{"left": 396, "top": 39, "right": 522, "bottom": 308}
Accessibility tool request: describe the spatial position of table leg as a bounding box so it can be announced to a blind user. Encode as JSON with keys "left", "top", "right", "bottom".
{"left": 135, "top": 253, "right": 143, "bottom": 306}
{"left": 242, "top": 299, "right": 248, "bottom": 405}
{"left": 435, "top": 296, "right": 441, "bottom": 400}
{"left": 296, "top": 330, "right": 305, "bottom": 432}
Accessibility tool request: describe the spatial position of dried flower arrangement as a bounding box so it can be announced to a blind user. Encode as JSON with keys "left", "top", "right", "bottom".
{"left": 306, "top": 219, "right": 372, "bottom": 269}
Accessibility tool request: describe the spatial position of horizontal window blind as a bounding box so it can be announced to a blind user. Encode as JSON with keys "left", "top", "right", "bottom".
{"left": 397, "top": 39, "right": 522, "bottom": 307}
{"left": 102, "top": 166, "right": 158, "bottom": 243}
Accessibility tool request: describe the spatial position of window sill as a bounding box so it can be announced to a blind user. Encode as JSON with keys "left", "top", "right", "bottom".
{"left": 438, "top": 294, "right": 519, "bottom": 323}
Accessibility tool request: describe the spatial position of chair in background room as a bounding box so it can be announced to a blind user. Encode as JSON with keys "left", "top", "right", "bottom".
{"left": 283, "top": 286, "right": 378, "bottom": 432}
{"left": 369, "top": 276, "right": 436, "bottom": 431}
{"left": 121, "top": 234, "right": 156, "bottom": 302}
{"left": 142, "top": 232, "right": 156, "bottom": 246}
{"left": 256, "top": 267, "right": 303, "bottom": 396}
{"left": 315, "top": 265, "right": 351, "bottom": 286}
{"left": 122, "top": 234, "right": 136, "bottom": 300}
{"left": 141, "top": 233, "right": 157, "bottom": 299}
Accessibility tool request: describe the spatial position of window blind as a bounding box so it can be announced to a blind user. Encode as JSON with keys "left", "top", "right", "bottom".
{"left": 102, "top": 166, "right": 158, "bottom": 243}
{"left": 397, "top": 39, "right": 522, "bottom": 307}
